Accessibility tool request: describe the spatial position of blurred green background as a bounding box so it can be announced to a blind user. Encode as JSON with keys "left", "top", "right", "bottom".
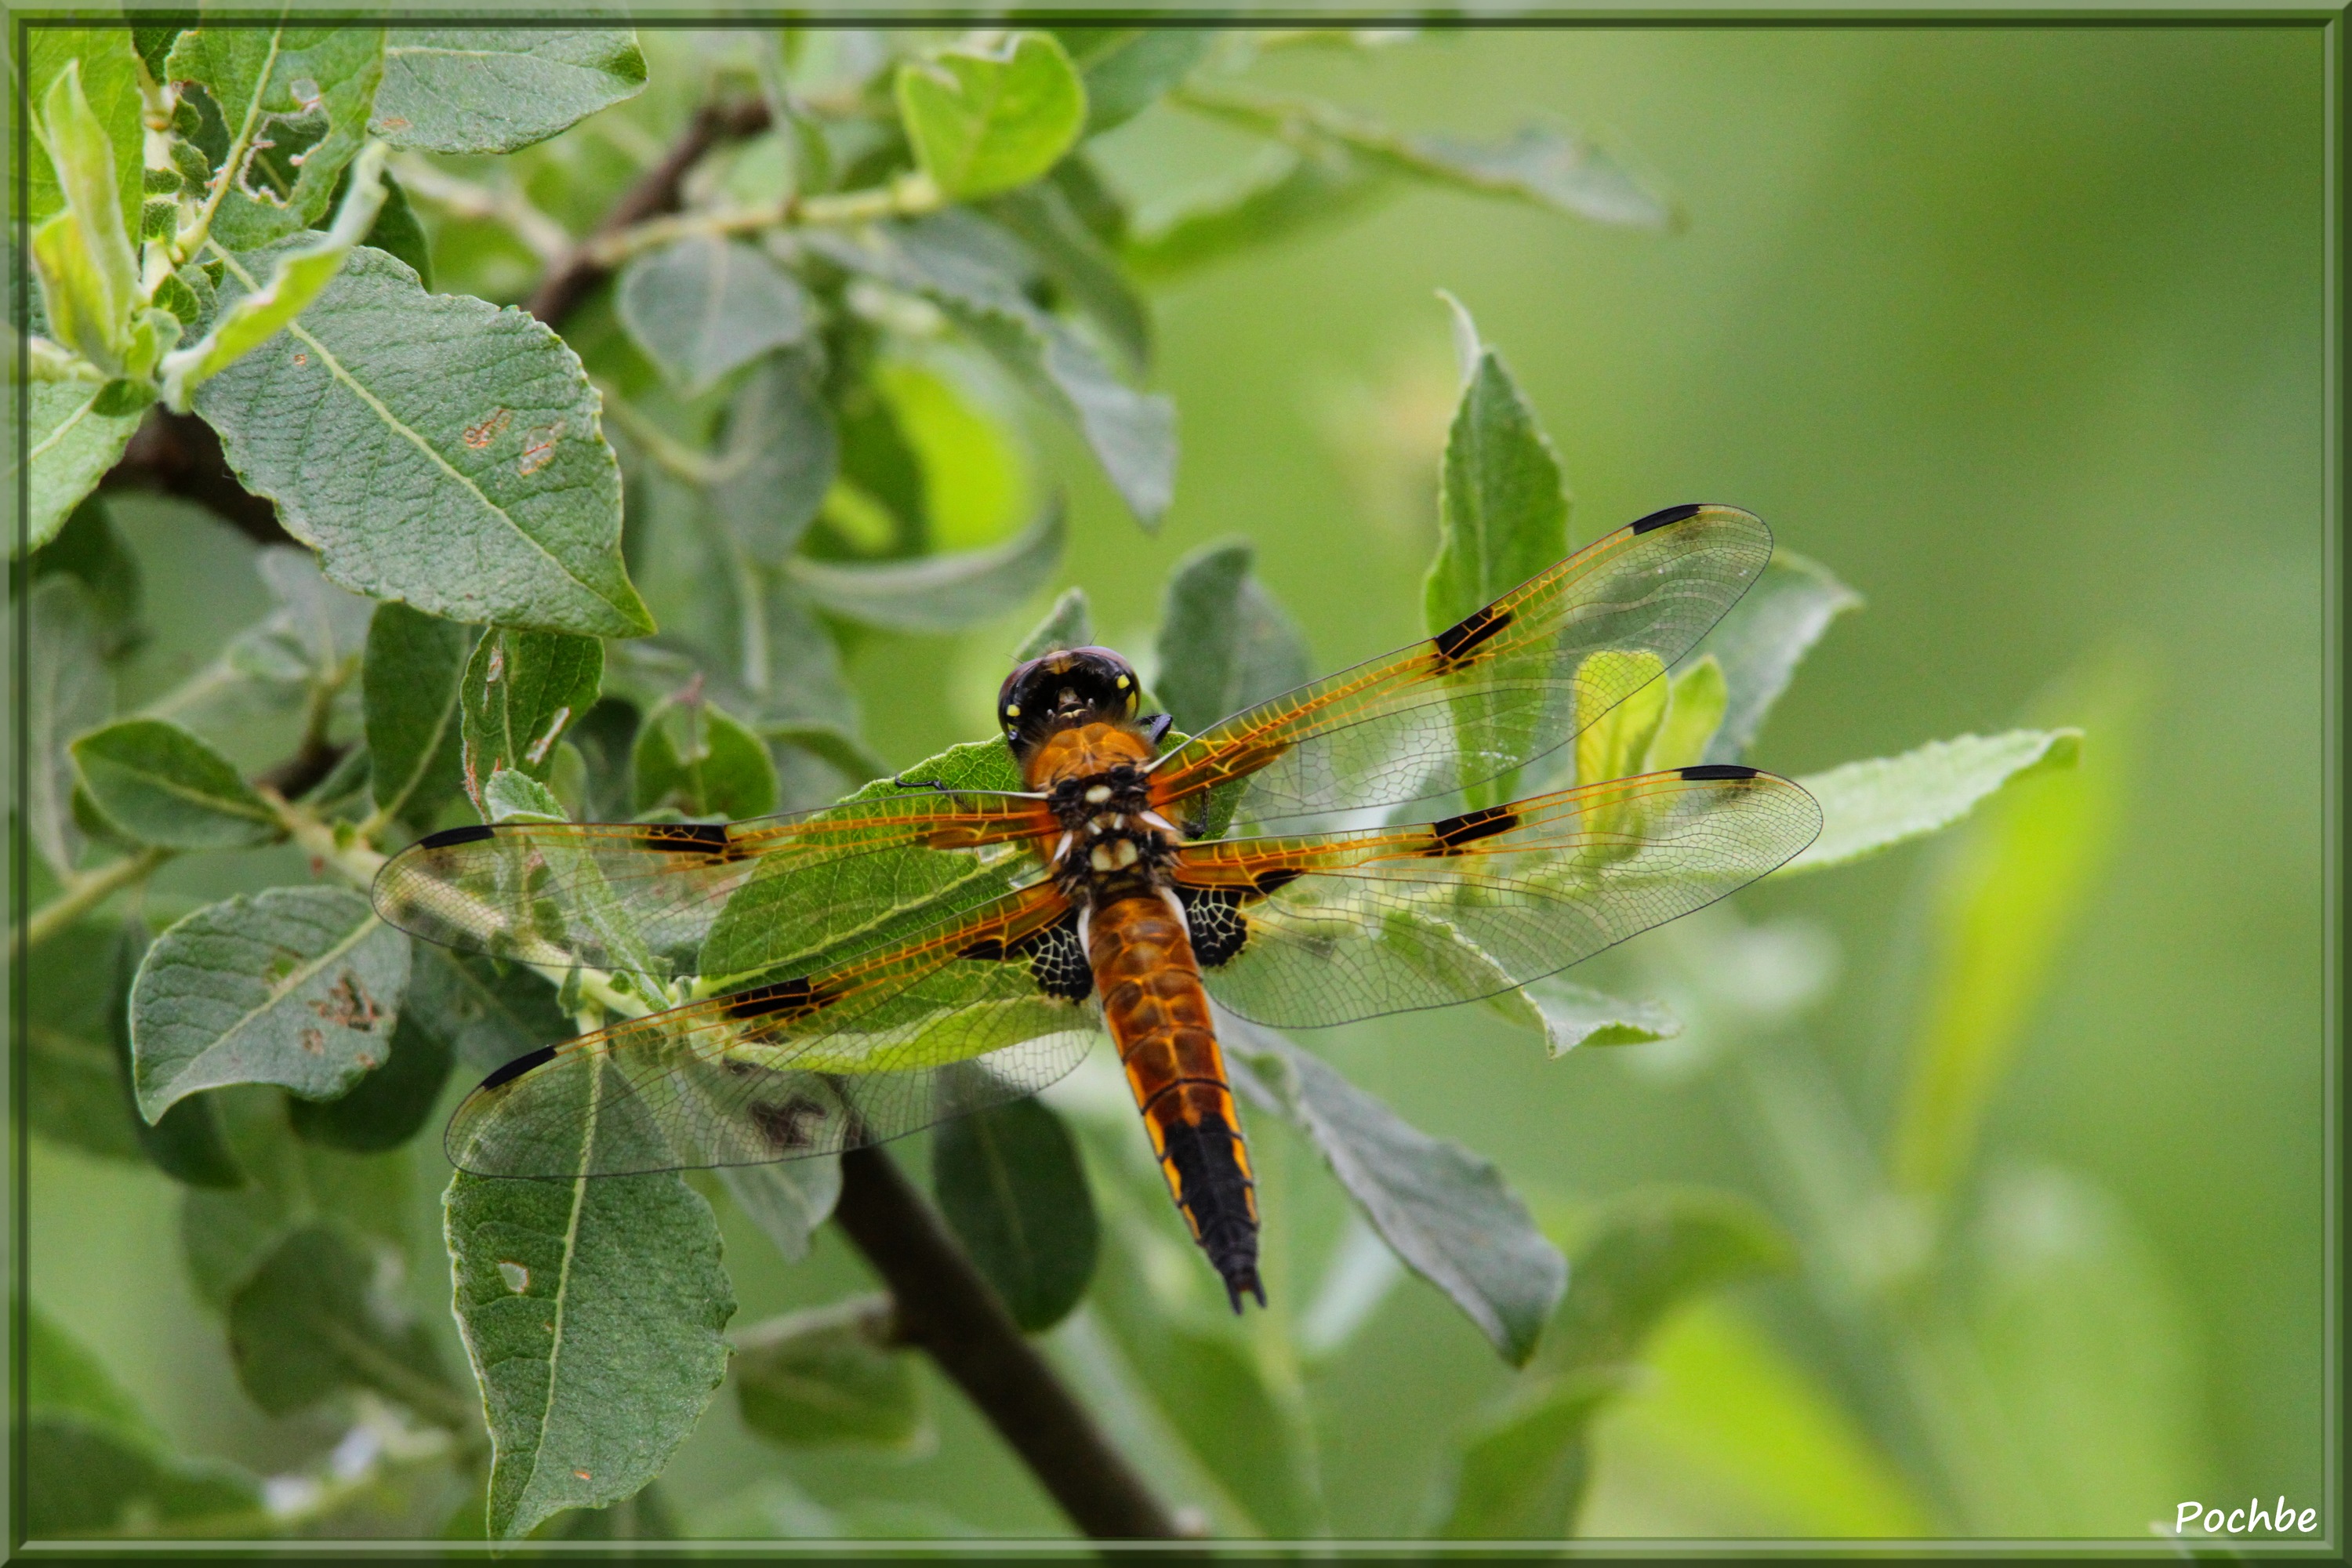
{"left": 28, "top": 24, "right": 2325, "bottom": 1539}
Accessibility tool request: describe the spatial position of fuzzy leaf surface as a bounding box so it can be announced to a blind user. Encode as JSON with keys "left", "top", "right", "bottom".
{"left": 196, "top": 245, "right": 650, "bottom": 637}
{"left": 372, "top": 30, "right": 645, "bottom": 154}
{"left": 130, "top": 886, "right": 411, "bottom": 1120}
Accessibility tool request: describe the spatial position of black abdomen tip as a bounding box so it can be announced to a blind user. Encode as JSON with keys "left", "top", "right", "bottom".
{"left": 1202, "top": 1221, "right": 1267, "bottom": 1314}
{"left": 1680, "top": 763, "right": 1760, "bottom": 781}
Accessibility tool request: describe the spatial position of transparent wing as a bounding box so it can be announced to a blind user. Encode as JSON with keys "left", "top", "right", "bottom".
{"left": 443, "top": 880, "right": 1100, "bottom": 1178}
{"left": 1176, "top": 764, "right": 1820, "bottom": 1029}
{"left": 1149, "top": 505, "right": 1772, "bottom": 827}
{"left": 372, "top": 791, "right": 1054, "bottom": 982}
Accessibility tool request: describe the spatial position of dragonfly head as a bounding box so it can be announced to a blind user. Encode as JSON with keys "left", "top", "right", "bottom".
{"left": 999, "top": 645, "right": 1142, "bottom": 759}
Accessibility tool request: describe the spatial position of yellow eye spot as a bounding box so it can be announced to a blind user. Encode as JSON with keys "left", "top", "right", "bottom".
{"left": 1004, "top": 704, "right": 1019, "bottom": 717}
{"left": 1115, "top": 674, "right": 1130, "bottom": 688}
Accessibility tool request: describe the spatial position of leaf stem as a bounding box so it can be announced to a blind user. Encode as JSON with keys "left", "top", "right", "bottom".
{"left": 18, "top": 845, "right": 173, "bottom": 950}
{"left": 832, "top": 1145, "right": 1186, "bottom": 1541}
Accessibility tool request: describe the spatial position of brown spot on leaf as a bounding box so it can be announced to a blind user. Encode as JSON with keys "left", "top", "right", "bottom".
{"left": 311, "top": 971, "right": 385, "bottom": 1031}
{"left": 355, "top": 1053, "right": 377, "bottom": 1070}
{"left": 463, "top": 408, "right": 511, "bottom": 448}
{"left": 378, "top": 115, "right": 411, "bottom": 131}
{"left": 519, "top": 424, "right": 561, "bottom": 476}
{"left": 299, "top": 1027, "right": 325, "bottom": 1055}
{"left": 573, "top": 1469, "right": 591, "bottom": 1481}
{"left": 292, "top": 351, "right": 307, "bottom": 366}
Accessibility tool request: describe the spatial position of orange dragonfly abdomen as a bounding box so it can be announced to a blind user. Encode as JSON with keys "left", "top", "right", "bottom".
{"left": 1086, "top": 891, "right": 1264, "bottom": 1311}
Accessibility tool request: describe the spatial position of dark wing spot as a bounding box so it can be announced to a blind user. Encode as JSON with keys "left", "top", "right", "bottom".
{"left": 1432, "top": 604, "right": 1514, "bottom": 666}
{"left": 1250, "top": 866, "right": 1303, "bottom": 896}
{"left": 1679, "top": 763, "right": 1759, "bottom": 781}
{"left": 958, "top": 936, "right": 1008, "bottom": 962}
{"left": 1629, "top": 502, "right": 1707, "bottom": 534}
{"left": 479, "top": 1044, "right": 556, "bottom": 1091}
{"left": 419, "top": 824, "right": 495, "bottom": 850}
{"left": 1178, "top": 884, "right": 1250, "bottom": 967}
{"left": 722, "top": 978, "right": 826, "bottom": 1022}
{"left": 1006, "top": 910, "right": 1092, "bottom": 1002}
{"left": 641, "top": 822, "right": 735, "bottom": 855}
{"left": 750, "top": 1097, "right": 829, "bottom": 1152}
{"left": 1428, "top": 805, "right": 1521, "bottom": 852}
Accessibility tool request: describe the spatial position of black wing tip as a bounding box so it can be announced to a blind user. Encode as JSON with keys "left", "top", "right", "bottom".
{"left": 1680, "top": 763, "right": 1762, "bottom": 781}
{"left": 1629, "top": 502, "right": 1709, "bottom": 534}
{"left": 419, "top": 823, "right": 497, "bottom": 850}
{"left": 477, "top": 1044, "right": 557, "bottom": 1091}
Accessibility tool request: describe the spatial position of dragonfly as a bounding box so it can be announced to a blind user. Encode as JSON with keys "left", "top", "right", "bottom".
{"left": 373, "top": 503, "right": 1820, "bottom": 1312}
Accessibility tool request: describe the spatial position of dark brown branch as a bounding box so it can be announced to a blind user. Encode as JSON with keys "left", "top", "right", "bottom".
{"left": 833, "top": 1146, "right": 1185, "bottom": 1541}
{"left": 525, "top": 97, "right": 771, "bottom": 326}
{"left": 100, "top": 407, "right": 290, "bottom": 546}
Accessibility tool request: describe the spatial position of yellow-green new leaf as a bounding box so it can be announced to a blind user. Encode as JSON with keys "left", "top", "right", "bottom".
{"left": 159, "top": 141, "right": 391, "bottom": 410}
{"left": 898, "top": 32, "right": 1086, "bottom": 199}
{"left": 32, "top": 64, "right": 141, "bottom": 372}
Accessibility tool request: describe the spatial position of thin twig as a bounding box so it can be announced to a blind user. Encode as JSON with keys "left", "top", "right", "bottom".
{"left": 19, "top": 846, "right": 173, "bottom": 952}
{"left": 524, "top": 97, "right": 772, "bottom": 326}
{"left": 833, "top": 1146, "right": 1186, "bottom": 1541}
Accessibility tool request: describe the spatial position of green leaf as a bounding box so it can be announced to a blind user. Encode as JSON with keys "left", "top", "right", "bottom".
{"left": 486, "top": 766, "right": 568, "bottom": 824}
{"left": 1225, "top": 1018, "right": 1565, "bottom": 1365}
{"left": 195, "top": 245, "right": 652, "bottom": 637}
{"left": 27, "top": 578, "right": 111, "bottom": 880}
{"left": 1156, "top": 1323, "right": 1320, "bottom": 1537}
{"left": 1888, "top": 678, "right": 2129, "bottom": 1196}
{"left": 460, "top": 627, "right": 604, "bottom": 813}
{"left": 30, "top": 1300, "right": 163, "bottom": 1442}
{"left": 631, "top": 695, "right": 779, "bottom": 819}
{"left": 1575, "top": 649, "right": 1667, "bottom": 788}
{"left": 537, "top": 1478, "right": 681, "bottom": 1541}
{"left": 1153, "top": 539, "right": 1312, "bottom": 736}
{"left": 1181, "top": 85, "right": 1675, "bottom": 231}
{"left": 720, "top": 1159, "right": 843, "bottom": 1264}
{"left": 1780, "top": 728, "right": 2082, "bottom": 877}
{"left": 401, "top": 944, "right": 568, "bottom": 1075}
{"left": 23, "top": 29, "right": 143, "bottom": 236}
{"left": 815, "top": 217, "right": 1174, "bottom": 525}
{"left": 1425, "top": 296, "right": 1571, "bottom": 808}
{"left": 287, "top": 1007, "right": 454, "bottom": 1152}
{"left": 227, "top": 543, "right": 376, "bottom": 690}
{"left": 616, "top": 237, "right": 810, "bottom": 397}
{"left": 1645, "top": 655, "right": 1730, "bottom": 772}
{"left": 28, "top": 492, "right": 143, "bottom": 655}
{"left": 27, "top": 920, "right": 140, "bottom": 1163}
{"left": 1694, "top": 550, "right": 1863, "bottom": 763}
{"left": 165, "top": 27, "right": 385, "bottom": 249}
{"left": 897, "top": 31, "right": 1086, "bottom": 200}
{"left": 158, "top": 140, "right": 393, "bottom": 410}
{"left": 227, "top": 1222, "right": 457, "bottom": 1417}
{"left": 129, "top": 886, "right": 411, "bottom": 1121}
{"left": 932, "top": 1097, "right": 1099, "bottom": 1332}
{"left": 355, "top": 166, "right": 433, "bottom": 288}
{"left": 372, "top": 30, "right": 646, "bottom": 154}
{"left": 108, "top": 920, "right": 246, "bottom": 1186}
{"left": 1505, "top": 975, "right": 1681, "bottom": 1054}
{"left": 709, "top": 349, "right": 837, "bottom": 566}
{"left": 732, "top": 1296, "right": 927, "bottom": 1450}
{"left": 787, "top": 499, "right": 1065, "bottom": 634}
{"left": 1012, "top": 585, "right": 1091, "bottom": 661}
{"left": 17, "top": 381, "right": 145, "bottom": 554}
{"left": 365, "top": 600, "right": 473, "bottom": 826}
{"left": 1543, "top": 1188, "right": 1794, "bottom": 1375}
{"left": 179, "top": 1100, "right": 409, "bottom": 1307}
{"left": 26, "top": 1413, "right": 260, "bottom": 1537}
{"left": 1054, "top": 27, "right": 1210, "bottom": 135}
{"left": 1122, "top": 147, "right": 1392, "bottom": 284}
{"left": 33, "top": 61, "right": 142, "bottom": 371}
{"left": 1428, "top": 1367, "right": 1628, "bottom": 1537}
{"left": 69, "top": 717, "right": 279, "bottom": 850}
{"left": 988, "top": 182, "right": 1152, "bottom": 371}
{"left": 445, "top": 1166, "right": 735, "bottom": 1540}
{"left": 1424, "top": 295, "right": 1570, "bottom": 637}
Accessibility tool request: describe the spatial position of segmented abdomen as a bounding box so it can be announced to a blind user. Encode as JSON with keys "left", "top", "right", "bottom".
{"left": 1087, "top": 892, "right": 1264, "bottom": 1310}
